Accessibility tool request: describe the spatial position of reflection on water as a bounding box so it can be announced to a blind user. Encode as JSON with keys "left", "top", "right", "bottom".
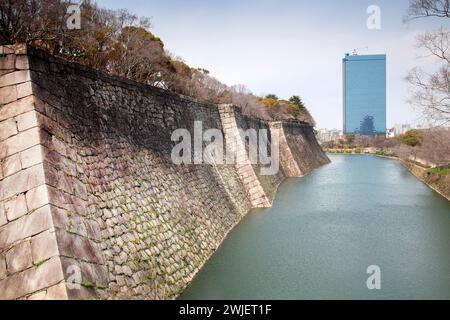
{"left": 180, "top": 155, "right": 450, "bottom": 300}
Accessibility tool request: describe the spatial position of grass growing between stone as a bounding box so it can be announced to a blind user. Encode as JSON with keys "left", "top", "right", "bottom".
{"left": 428, "top": 168, "right": 450, "bottom": 175}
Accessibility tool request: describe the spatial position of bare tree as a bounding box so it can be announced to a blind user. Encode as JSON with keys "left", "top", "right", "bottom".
{"left": 0, "top": 0, "right": 68, "bottom": 47}
{"left": 406, "top": 0, "right": 450, "bottom": 125}
{"left": 405, "top": 0, "right": 450, "bottom": 20}
{"left": 406, "top": 31, "right": 450, "bottom": 124}
{"left": 0, "top": 0, "right": 315, "bottom": 124}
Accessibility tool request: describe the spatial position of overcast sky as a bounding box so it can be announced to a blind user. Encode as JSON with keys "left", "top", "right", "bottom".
{"left": 97, "top": 0, "right": 447, "bottom": 129}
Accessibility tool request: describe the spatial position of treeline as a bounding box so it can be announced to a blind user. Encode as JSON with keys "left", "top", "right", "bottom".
{"left": 324, "top": 128, "right": 450, "bottom": 166}
{"left": 0, "top": 0, "right": 314, "bottom": 124}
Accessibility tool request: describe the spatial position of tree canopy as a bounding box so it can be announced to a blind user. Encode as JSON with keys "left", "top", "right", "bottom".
{"left": 0, "top": 0, "right": 315, "bottom": 124}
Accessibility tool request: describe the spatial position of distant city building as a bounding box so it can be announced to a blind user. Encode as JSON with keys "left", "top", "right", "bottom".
{"left": 317, "top": 128, "right": 343, "bottom": 143}
{"left": 414, "top": 122, "right": 433, "bottom": 130}
{"left": 393, "top": 123, "right": 411, "bottom": 136}
{"left": 343, "top": 53, "right": 386, "bottom": 136}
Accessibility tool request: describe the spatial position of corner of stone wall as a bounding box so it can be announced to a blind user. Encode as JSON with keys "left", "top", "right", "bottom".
{"left": 0, "top": 44, "right": 106, "bottom": 300}
{"left": 0, "top": 44, "right": 68, "bottom": 299}
{"left": 218, "top": 104, "right": 271, "bottom": 208}
{"left": 269, "top": 122, "right": 303, "bottom": 177}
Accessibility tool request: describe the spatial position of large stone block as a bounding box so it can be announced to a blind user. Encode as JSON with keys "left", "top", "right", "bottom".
{"left": 1, "top": 153, "right": 21, "bottom": 177}
{"left": 31, "top": 229, "right": 59, "bottom": 263}
{"left": 45, "top": 282, "right": 68, "bottom": 300}
{"left": 20, "top": 145, "right": 43, "bottom": 169}
{"left": 0, "top": 70, "right": 13, "bottom": 76}
{"left": 0, "top": 118, "right": 17, "bottom": 141}
{"left": 25, "top": 184, "right": 49, "bottom": 212}
{"left": 0, "top": 163, "right": 45, "bottom": 201}
{"left": 4, "top": 193, "right": 28, "bottom": 221}
{"left": 27, "top": 290, "right": 47, "bottom": 300}
{"left": 0, "top": 46, "right": 15, "bottom": 55}
{"left": 0, "top": 55, "right": 15, "bottom": 70}
{"left": 14, "top": 44, "right": 27, "bottom": 55}
{"left": 0, "top": 95, "right": 34, "bottom": 121}
{"left": 0, "top": 126, "right": 41, "bottom": 160}
{"left": 16, "top": 82, "right": 32, "bottom": 99}
{"left": 55, "top": 229, "right": 104, "bottom": 264}
{"left": 5, "top": 241, "right": 32, "bottom": 273}
{"left": 0, "top": 256, "right": 64, "bottom": 299}
{"left": 0, "top": 204, "right": 52, "bottom": 248}
{"left": 15, "top": 56, "right": 29, "bottom": 70}
{"left": 15, "top": 110, "right": 38, "bottom": 131}
{"left": 73, "top": 179, "right": 88, "bottom": 200}
{"left": 51, "top": 206, "right": 88, "bottom": 238}
{"left": 58, "top": 257, "right": 101, "bottom": 300}
{"left": 46, "top": 185, "right": 70, "bottom": 209}
{"left": 0, "top": 85, "right": 17, "bottom": 105}
{"left": 0, "top": 71, "right": 30, "bottom": 88}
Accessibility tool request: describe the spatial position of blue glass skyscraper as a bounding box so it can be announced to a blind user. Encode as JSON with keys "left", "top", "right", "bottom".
{"left": 343, "top": 54, "right": 386, "bottom": 136}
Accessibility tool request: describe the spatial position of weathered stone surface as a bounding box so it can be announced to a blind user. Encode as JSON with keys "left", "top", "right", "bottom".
{"left": 46, "top": 282, "right": 68, "bottom": 300}
{"left": 0, "top": 163, "right": 45, "bottom": 201}
{"left": 0, "top": 54, "right": 15, "bottom": 70}
{"left": 0, "top": 257, "right": 63, "bottom": 300}
{"left": 31, "top": 229, "right": 59, "bottom": 262}
{"left": 218, "top": 104, "right": 271, "bottom": 208}
{"left": 0, "top": 118, "right": 17, "bottom": 141}
{"left": 27, "top": 290, "right": 47, "bottom": 300}
{"left": 58, "top": 257, "right": 104, "bottom": 300}
{"left": 5, "top": 241, "right": 32, "bottom": 273}
{"left": 55, "top": 229, "right": 103, "bottom": 264}
{"left": 0, "top": 205, "right": 52, "bottom": 248}
{"left": 1, "top": 153, "right": 21, "bottom": 177}
{"left": 0, "top": 85, "right": 17, "bottom": 105}
{"left": 0, "top": 127, "right": 41, "bottom": 160}
{"left": 72, "top": 178, "right": 87, "bottom": 200}
{"left": 0, "top": 69, "right": 13, "bottom": 76}
{"left": 25, "top": 184, "right": 48, "bottom": 212}
{"left": 51, "top": 207, "right": 88, "bottom": 238}
{"left": 14, "top": 44, "right": 27, "bottom": 55}
{"left": 4, "top": 193, "right": 28, "bottom": 221}
{"left": 16, "top": 110, "right": 38, "bottom": 131}
{"left": 0, "top": 71, "right": 30, "bottom": 88}
{"left": 16, "top": 82, "right": 32, "bottom": 99}
{"left": 0, "top": 255, "right": 6, "bottom": 280}
{"left": 66, "top": 285, "right": 98, "bottom": 300}
{"left": 0, "top": 45, "right": 15, "bottom": 55}
{"left": 0, "top": 95, "right": 34, "bottom": 121}
{"left": 20, "top": 145, "right": 43, "bottom": 169}
{"left": 0, "top": 202, "right": 6, "bottom": 227}
{"left": 15, "top": 55, "right": 29, "bottom": 70}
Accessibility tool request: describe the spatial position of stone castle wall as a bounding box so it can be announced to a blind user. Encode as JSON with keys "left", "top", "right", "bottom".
{"left": 0, "top": 45, "right": 329, "bottom": 299}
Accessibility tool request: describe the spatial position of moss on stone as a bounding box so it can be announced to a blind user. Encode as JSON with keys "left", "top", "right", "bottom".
{"left": 33, "top": 258, "right": 50, "bottom": 267}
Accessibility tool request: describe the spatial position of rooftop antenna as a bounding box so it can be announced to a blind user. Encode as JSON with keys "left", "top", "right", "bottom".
{"left": 352, "top": 46, "right": 368, "bottom": 55}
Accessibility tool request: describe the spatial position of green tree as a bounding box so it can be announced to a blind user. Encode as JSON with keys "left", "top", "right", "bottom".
{"left": 288, "top": 95, "right": 305, "bottom": 109}
{"left": 265, "top": 94, "right": 279, "bottom": 100}
{"left": 345, "top": 134, "right": 355, "bottom": 145}
{"left": 400, "top": 130, "right": 423, "bottom": 147}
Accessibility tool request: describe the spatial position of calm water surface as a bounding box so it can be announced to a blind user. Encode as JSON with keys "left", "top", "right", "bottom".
{"left": 181, "top": 155, "right": 450, "bottom": 299}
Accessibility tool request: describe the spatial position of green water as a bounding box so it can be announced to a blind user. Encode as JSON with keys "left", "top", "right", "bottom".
{"left": 180, "top": 155, "right": 450, "bottom": 299}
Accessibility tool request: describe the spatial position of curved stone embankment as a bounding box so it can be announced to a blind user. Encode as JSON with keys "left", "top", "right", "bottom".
{"left": 403, "top": 162, "right": 450, "bottom": 202}
{"left": 0, "top": 44, "right": 329, "bottom": 300}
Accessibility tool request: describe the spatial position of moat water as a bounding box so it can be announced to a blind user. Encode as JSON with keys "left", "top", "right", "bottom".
{"left": 180, "top": 155, "right": 450, "bottom": 299}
